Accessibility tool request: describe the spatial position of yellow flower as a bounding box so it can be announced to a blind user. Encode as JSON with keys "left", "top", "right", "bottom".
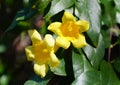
{"left": 48, "top": 12, "right": 89, "bottom": 49}
{"left": 25, "top": 29, "right": 60, "bottom": 77}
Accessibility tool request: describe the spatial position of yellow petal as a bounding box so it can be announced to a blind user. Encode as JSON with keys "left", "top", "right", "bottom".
{"left": 28, "top": 29, "right": 42, "bottom": 44}
{"left": 43, "top": 34, "right": 55, "bottom": 51}
{"left": 56, "top": 36, "right": 70, "bottom": 49}
{"left": 71, "top": 34, "right": 87, "bottom": 48}
{"left": 48, "top": 22, "right": 62, "bottom": 36}
{"left": 48, "top": 52, "right": 60, "bottom": 68}
{"left": 25, "top": 46, "right": 35, "bottom": 61}
{"left": 34, "top": 63, "right": 48, "bottom": 78}
{"left": 76, "top": 20, "right": 89, "bottom": 33}
{"left": 54, "top": 44, "right": 60, "bottom": 52}
{"left": 62, "top": 12, "right": 75, "bottom": 23}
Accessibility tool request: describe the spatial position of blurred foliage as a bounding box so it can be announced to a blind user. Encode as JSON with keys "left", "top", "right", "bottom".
{"left": 0, "top": 0, "right": 120, "bottom": 85}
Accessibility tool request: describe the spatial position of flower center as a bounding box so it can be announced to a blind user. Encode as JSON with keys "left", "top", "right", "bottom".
{"left": 33, "top": 43, "right": 50, "bottom": 64}
{"left": 60, "top": 22, "right": 80, "bottom": 38}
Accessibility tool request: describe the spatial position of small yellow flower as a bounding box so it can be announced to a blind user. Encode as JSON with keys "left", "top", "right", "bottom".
{"left": 25, "top": 29, "right": 60, "bottom": 77}
{"left": 48, "top": 12, "right": 89, "bottom": 49}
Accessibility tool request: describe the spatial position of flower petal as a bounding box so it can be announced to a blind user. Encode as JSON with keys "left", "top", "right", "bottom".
{"left": 62, "top": 12, "right": 75, "bottom": 23}
{"left": 28, "top": 29, "right": 42, "bottom": 44}
{"left": 48, "top": 52, "right": 60, "bottom": 68}
{"left": 25, "top": 46, "right": 35, "bottom": 61}
{"left": 76, "top": 20, "right": 89, "bottom": 33}
{"left": 48, "top": 22, "right": 62, "bottom": 36}
{"left": 71, "top": 34, "right": 87, "bottom": 48}
{"left": 54, "top": 44, "right": 60, "bottom": 52}
{"left": 43, "top": 34, "right": 55, "bottom": 51}
{"left": 56, "top": 36, "right": 70, "bottom": 49}
{"left": 34, "top": 63, "right": 48, "bottom": 78}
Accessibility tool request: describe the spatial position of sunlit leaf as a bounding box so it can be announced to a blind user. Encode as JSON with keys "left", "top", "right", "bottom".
{"left": 72, "top": 48, "right": 93, "bottom": 78}
{"left": 83, "top": 34, "right": 105, "bottom": 68}
{"left": 114, "top": 0, "right": 120, "bottom": 12}
{"left": 75, "top": 0, "right": 101, "bottom": 46}
{"left": 50, "top": 58, "right": 66, "bottom": 76}
{"left": 116, "top": 12, "right": 120, "bottom": 24}
{"left": 72, "top": 70, "right": 100, "bottom": 85}
{"left": 45, "top": 0, "right": 75, "bottom": 18}
{"left": 72, "top": 59, "right": 120, "bottom": 85}
{"left": 72, "top": 48, "right": 100, "bottom": 85}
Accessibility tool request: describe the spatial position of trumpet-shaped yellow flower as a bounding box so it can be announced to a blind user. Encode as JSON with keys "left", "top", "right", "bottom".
{"left": 48, "top": 12, "right": 89, "bottom": 49}
{"left": 25, "top": 29, "right": 60, "bottom": 77}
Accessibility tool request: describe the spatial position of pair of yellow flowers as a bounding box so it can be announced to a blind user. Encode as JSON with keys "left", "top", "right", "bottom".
{"left": 25, "top": 12, "right": 89, "bottom": 77}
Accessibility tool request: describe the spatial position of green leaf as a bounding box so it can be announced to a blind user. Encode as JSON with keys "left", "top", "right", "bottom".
{"left": 116, "top": 12, "right": 120, "bottom": 23}
{"left": 50, "top": 58, "right": 66, "bottom": 76}
{"left": 24, "top": 80, "right": 39, "bottom": 85}
{"left": 72, "top": 48, "right": 93, "bottom": 78}
{"left": 113, "top": 57, "right": 120, "bottom": 72}
{"left": 83, "top": 34, "right": 105, "bottom": 68}
{"left": 0, "top": 45, "right": 6, "bottom": 53}
{"left": 75, "top": 0, "right": 101, "bottom": 46}
{"left": 37, "top": 0, "right": 51, "bottom": 14}
{"left": 101, "top": 27, "right": 110, "bottom": 48}
{"left": 101, "top": 0, "right": 116, "bottom": 26}
{"left": 0, "top": 75, "right": 10, "bottom": 85}
{"left": 6, "top": 7, "right": 36, "bottom": 32}
{"left": 45, "top": 0, "right": 75, "bottom": 18}
{"left": 24, "top": 80, "right": 49, "bottom": 85}
{"left": 72, "top": 58, "right": 120, "bottom": 85}
{"left": 100, "top": 61, "right": 120, "bottom": 85}
{"left": 114, "top": 0, "right": 120, "bottom": 12}
{"left": 38, "top": 80, "right": 50, "bottom": 85}
{"left": 72, "top": 70, "right": 100, "bottom": 85}
{"left": 72, "top": 48, "right": 100, "bottom": 85}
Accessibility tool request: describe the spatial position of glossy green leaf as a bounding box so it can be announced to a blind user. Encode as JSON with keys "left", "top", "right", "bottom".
{"left": 50, "top": 58, "right": 66, "bottom": 76}
{"left": 72, "top": 48, "right": 93, "bottom": 78}
{"left": 72, "top": 48, "right": 100, "bottom": 85}
{"left": 83, "top": 34, "right": 105, "bottom": 68}
{"left": 45, "top": 0, "right": 75, "bottom": 18}
{"left": 100, "top": 61, "right": 120, "bottom": 85}
{"left": 72, "top": 56, "right": 120, "bottom": 85}
{"left": 72, "top": 70, "right": 100, "bottom": 85}
{"left": 75, "top": 0, "right": 101, "bottom": 46}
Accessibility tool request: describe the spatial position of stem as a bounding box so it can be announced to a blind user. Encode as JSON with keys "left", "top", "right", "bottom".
{"left": 64, "top": 45, "right": 75, "bottom": 84}
{"left": 108, "top": 26, "right": 113, "bottom": 61}
{"left": 110, "top": 41, "right": 119, "bottom": 48}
